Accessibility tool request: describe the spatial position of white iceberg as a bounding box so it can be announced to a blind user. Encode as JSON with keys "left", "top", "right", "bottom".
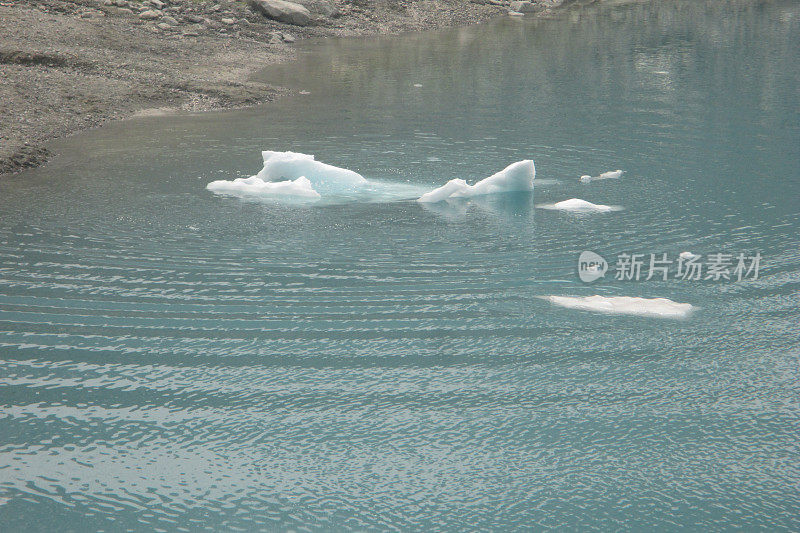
{"left": 207, "top": 151, "right": 367, "bottom": 200}
{"left": 417, "top": 160, "right": 535, "bottom": 203}
{"left": 206, "top": 175, "right": 321, "bottom": 199}
{"left": 538, "top": 198, "right": 620, "bottom": 212}
{"left": 208, "top": 153, "right": 537, "bottom": 205}
{"left": 580, "top": 169, "right": 624, "bottom": 182}
{"left": 545, "top": 295, "right": 694, "bottom": 319}
{"left": 254, "top": 150, "right": 366, "bottom": 192}
{"left": 679, "top": 251, "right": 699, "bottom": 260}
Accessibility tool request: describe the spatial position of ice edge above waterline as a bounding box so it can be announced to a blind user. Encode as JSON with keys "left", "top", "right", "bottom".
{"left": 542, "top": 295, "right": 695, "bottom": 319}
{"left": 416, "top": 160, "right": 535, "bottom": 203}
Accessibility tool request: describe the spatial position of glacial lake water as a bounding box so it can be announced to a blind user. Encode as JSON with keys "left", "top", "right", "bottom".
{"left": 1, "top": 0, "right": 799, "bottom": 530}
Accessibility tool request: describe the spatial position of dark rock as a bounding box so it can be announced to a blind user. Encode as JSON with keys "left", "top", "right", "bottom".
{"left": 0, "top": 145, "right": 50, "bottom": 175}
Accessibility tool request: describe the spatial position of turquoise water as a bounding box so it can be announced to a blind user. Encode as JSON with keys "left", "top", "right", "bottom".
{"left": 2, "top": 0, "right": 800, "bottom": 530}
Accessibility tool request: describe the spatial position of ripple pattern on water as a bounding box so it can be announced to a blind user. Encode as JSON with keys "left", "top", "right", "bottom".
{"left": 2, "top": 0, "right": 800, "bottom": 530}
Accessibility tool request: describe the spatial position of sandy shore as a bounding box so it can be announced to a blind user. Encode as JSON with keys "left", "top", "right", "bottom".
{"left": 0, "top": 0, "right": 569, "bottom": 175}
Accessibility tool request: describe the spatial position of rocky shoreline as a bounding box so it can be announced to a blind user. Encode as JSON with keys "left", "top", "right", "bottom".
{"left": 0, "top": 0, "right": 571, "bottom": 176}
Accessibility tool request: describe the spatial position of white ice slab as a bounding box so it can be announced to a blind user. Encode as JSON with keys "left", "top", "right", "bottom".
{"left": 206, "top": 175, "right": 321, "bottom": 199}
{"left": 538, "top": 198, "right": 620, "bottom": 212}
{"left": 545, "top": 295, "right": 694, "bottom": 318}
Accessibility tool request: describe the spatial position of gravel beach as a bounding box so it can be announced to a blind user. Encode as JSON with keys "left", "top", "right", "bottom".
{"left": 0, "top": 0, "right": 570, "bottom": 175}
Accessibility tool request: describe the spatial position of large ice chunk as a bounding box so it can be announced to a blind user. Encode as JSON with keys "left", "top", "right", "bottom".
{"left": 255, "top": 151, "right": 367, "bottom": 192}
{"left": 206, "top": 175, "right": 321, "bottom": 199}
{"left": 207, "top": 151, "right": 368, "bottom": 200}
{"left": 545, "top": 295, "right": 694, "bottom": 318}
{"left": 417, "top": 160, "right": 535, "bottom": 203}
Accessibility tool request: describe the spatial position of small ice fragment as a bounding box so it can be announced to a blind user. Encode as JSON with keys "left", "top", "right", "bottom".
{"left": 679, "top": 251, "right": 699, "bottom": 260}
{"left": 551, "top": 198, "right": 611, "bottom": 211}
{"left": 206, "top": 175, "right": 321, "bottom": 199}
{"left": 599, "top": 169, "right": 624, "bottom": 180}
{"left": 580, "top": 169, "right": 624, "bottom": 182}
{"left": 538, "top": 198, "right": 620, "bottom": 212}
{"left": 417, "top": 160, "right": 535, "bottom": 203}
{"left": 413, "top": 83, "right": 423, "bottom": 88}
{"left": 545, "top": 295, "right": 694, "bottom": 319}
{"left": 299, "top": 90, "right": 310, "bottom": 95}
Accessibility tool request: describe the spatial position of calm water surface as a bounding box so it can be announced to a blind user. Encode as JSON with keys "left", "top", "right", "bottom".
{"left": 1, "top": 0, "right": 799, "bottom": 530}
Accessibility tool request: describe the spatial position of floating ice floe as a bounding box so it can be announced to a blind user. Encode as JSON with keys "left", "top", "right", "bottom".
{"left": 417, "top": 160, "right": 535, "bottom": 203}
{"left": 253, "top": 150, "right": 366, "bottom": 191}
{"left": 207, "top": 151, "right": 368, "bottom": 200}
{"left": 580, "top": 169, "right": 624, "bottom": 182}
{"left": 537, "top": 198, "right": 621, "bottom": 212}
{"left": 545, "top": 295, "right": 694, "bottom": 319}
{"left": 207, "top": 175, "right": 321, "bottom": 199}
{"left": 208, "top": 152, "right": 536, "bottom": 205}
{"left": 679, "top": 251, "right": 699, "bottom": 260}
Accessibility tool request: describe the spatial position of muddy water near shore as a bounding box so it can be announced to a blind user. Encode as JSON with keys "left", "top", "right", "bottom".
{"left": 1, "top": 1, "right": 800, "bottom": 530}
